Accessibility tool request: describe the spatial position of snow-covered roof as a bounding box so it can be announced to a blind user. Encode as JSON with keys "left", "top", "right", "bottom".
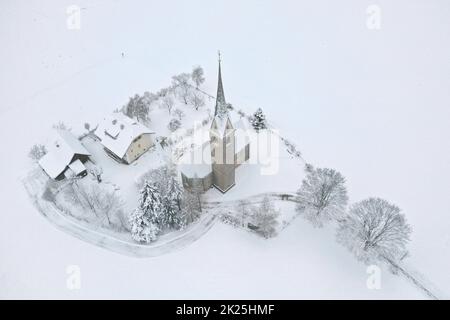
{"left": 95, "top": 113, "right": 155, "bottom": 159}
{"left": 179, "top": 142, "right": 212, "bottom": 178}
{"left": 68, "top": 159, "right": 86, "bottom": 175}
{"left": 39, "top": 130, "right": 90, "bottom": 179}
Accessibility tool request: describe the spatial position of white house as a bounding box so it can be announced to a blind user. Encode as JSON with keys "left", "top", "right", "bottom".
{"left": 95, "top": 113, "right": 155, "bottom": 164}
{"left": 39, "top": 130, "right": 91, "bottom": 180}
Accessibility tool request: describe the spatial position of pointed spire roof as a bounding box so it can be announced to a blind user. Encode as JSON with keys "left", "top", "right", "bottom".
{"left": 215, "top": 51, "right": 227, "bottom": 118}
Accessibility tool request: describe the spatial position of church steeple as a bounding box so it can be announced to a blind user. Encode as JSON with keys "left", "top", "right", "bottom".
{"left": 215, "top": 51, "right": 227, "bottom": 117}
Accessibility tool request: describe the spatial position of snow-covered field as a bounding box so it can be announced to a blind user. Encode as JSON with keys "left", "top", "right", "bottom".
{"left": 1, "top": 0, "right": 449, "bottom": 299}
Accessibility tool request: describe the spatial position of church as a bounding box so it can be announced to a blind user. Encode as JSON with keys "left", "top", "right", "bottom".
{"left": 180, "top": 55, "right": 252, "bottom": 193}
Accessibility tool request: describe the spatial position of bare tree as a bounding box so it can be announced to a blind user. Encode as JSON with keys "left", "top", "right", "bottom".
{"left": 296, "top": 165, "right": 348, "bottom": 227}
{"left": 123, "top": 94, "right": 150, "bottom": 123}
{"left": 158, "top": 136, "right": 169, "bottom": 149}
{"left": 143, "top": 91, "right": 158, "bottom": 107}
{"left": 89, "top": 166, "right": 103, "bottom": 183}
{"left": 172, "top": 73, "right": 192, "bottom": 105}
{"left": 168, "top": 118, "right": 181, "bottom": 132}
{"left": 94, "top": 189, "right": 124, "bottom": 226}
{"left": 174, "top": 108, "right": 185, "bottom": 120}
{"left": 188, "top": 91, "right": 205, "bottom": 110}
{"left": 235, "top": 199, "right": 252, "bottom": 227}
{"left": 28, "top": 144, "right": 47, "bottom": 161}
{"left": 191, "top": 66, "right": 205, "bottom": 88}
{"left": 337, "top": 197, "right": 412, "bottom": 264}
{"left": 160, "top": 92, "right": 175, "bottom": 115}
{"left": 53, "top": 121, "right": 70, "bottom": 131}
{"left": 64, "top": 179, "right": 126, "bottom": 229}
{"left": 251, "top": 196, "right": 280, "bottom": 239}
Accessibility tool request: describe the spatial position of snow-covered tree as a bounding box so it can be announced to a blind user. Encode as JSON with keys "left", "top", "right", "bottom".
{"left": 63, "top": 180, "right": 125, "bottom": 229}
{"left": 251, "top": 196, "right": 279, "bottom": 238}
{"left": 129, "top": 207, "right": 159, "bottom": 243}
{"left": 181, "top": 190, "right": 202, "bottom": 225}
{"left": 53, "top": 121, "right": 70, "bottom": 131}
{"left": 160, "top": 92, "right": 175, "bottom": 115}
{"left": 296, "top": 165, "right": 348, "bottom": 228}
{"left": 191, "top": 66, "right": 205, "bottom": 88}
{"left": 124, "top": 94, "right": 150, "bottom": 123}
{"left": 143, "top": 91, "right": 158, "bottom": 107}
{"left": 168, "top": 118, "right": 181, "bottom": 132}
{"left": 42, "top": 179, "right": 60, "bottom": 203}
{"left": 90, "top": 188, "right": 124, "bottom": 226}
{"left": 158, "top": 136, "right": 169, "bottom": 149}
{"left": 337, "top": 197, "right": 412, "bottom": 264}
{"left": 236, "top": 199, "right": 252, "bottom": 227}
{"left": 138, "top": 182, "right": 162, "bottom": 223}
{"left": 250, "top": 108, "right": 267, "bottom": 131}
{"left": 188, "top": 91, "right": 205, "bottom": 110}
{"left": 160, "top": 176, "right": 185, "bottom": 230}
{"left": 237, "top": 109, "right": 246, "bottom": 118}
{"left": 174, "top": 108, "right": 185, "bottom": 120}
{"left": 136, "top": 165, "right": 185, "bottom": 230}
{"left": 172, "top": 73, "right": 192, "bottom": 105}
{"left": 130, "top": 181, "right": 162, "bottom": 243}
{"left": 28, "top": 144, "right": 47, "bottom": 161}
{"left": 89, "top": 166, "right": 103, "bottom": 183}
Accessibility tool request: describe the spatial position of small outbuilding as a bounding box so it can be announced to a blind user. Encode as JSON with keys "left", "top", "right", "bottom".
{"left": 39, "top": 130, "right": 91, "bottom": 180}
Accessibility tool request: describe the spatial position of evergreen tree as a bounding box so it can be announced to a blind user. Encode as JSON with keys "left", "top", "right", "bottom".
{"left": 250, "top": 108, "right": 267, "bottom": 131}
{"left": 181, "top": 190, "right": 202, "bottom": 225}
{"left": 129, "top": 181, "right": 162, "bottom": 243}
{"left": 129, "top": 209, "right": 159, "bottom": 243}
{"left": 160, "top": 176, "right": 185, "bottom": 230}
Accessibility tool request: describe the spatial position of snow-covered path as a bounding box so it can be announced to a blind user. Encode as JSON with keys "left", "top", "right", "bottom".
{"left": 23, "top": 169, "right": 219, "bottom": 258}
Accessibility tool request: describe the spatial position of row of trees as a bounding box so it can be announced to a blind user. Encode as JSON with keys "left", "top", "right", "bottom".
{"left": 296, "top": 164, "right": 412, "bottom": 265}
{"left": 130, "top": 165, "right": 202, "bottom": 243}
{"left": 123, "top": 66, "right": 206, "bottom": 124}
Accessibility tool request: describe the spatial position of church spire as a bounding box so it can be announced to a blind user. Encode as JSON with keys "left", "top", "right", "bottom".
{"left": 215, "top": 51, "right": 227, "bottom": 117}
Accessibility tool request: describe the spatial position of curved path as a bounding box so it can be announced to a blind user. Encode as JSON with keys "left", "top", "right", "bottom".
{"left": 23, "top": 169, "right": 219, "bottom": 258}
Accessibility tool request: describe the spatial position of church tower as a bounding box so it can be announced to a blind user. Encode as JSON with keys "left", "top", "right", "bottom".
{"left": 209, "top": 52, "right": 236, "bottom": 193}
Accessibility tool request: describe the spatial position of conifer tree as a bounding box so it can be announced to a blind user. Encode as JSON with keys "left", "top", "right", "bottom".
{"left": 250, "top": 108, "right": 267, "bottom": 131}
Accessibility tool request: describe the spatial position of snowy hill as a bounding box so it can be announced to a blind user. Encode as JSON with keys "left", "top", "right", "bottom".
{"left": 1, "top": 0, "right": 449, "bottom": 299}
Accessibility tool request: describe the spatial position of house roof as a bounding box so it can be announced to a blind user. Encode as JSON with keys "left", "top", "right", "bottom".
{"left": 68, "top": 159, "right": 86, "bottom": 175}
{"left": 95, "top": 113, "right": 155, "bottom": 159}
{"left": 39, "top": 130, "right": 90, "bottom": 179}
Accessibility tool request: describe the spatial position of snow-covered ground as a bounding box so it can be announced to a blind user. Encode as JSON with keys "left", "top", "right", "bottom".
{"left": 1, "top": 0, "right": 449, "bottom": 299}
